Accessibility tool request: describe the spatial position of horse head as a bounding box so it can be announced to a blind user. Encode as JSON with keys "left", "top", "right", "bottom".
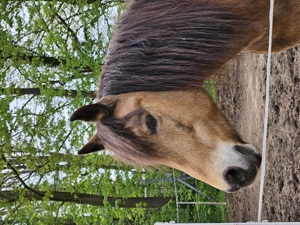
{"left": 71, "top": 89, "right": 261, "bottom": 192}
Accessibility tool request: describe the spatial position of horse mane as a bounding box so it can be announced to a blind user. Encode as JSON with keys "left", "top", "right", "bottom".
{"left": 98, "top": 115, "right": 162, "bottom": 166}
{"left": 99, "top": 0, "right": 256, "bottom": 97}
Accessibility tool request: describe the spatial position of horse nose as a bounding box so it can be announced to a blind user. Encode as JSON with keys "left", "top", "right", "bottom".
{"left": 234, "top": 145, "right": 262, "bottom": 166}
{"left": 224, "top": 167, "right": 247, "bottom": 189}
{"left": 223, "top": 145, "right": 261, "bottom": 192}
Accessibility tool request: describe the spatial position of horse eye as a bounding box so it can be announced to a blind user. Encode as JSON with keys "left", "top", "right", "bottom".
{"left": 145, "top": 114, "right": 157, "bottom": 134}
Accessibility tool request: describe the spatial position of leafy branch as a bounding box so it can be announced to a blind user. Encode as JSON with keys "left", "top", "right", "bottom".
{"left": 1, "top": 154, "right": 45, "bottom": 199}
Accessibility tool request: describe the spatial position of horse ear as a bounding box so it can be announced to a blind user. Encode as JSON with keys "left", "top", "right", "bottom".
{"left": 70, "top": 95, "right": 117, "bottom": 122}
{"left": 78, "top": 134, "right": 104, "bottom": 154}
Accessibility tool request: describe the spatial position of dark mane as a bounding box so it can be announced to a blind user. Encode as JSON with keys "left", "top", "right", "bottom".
{"left": 99, "top": 0, "right": 255, "bottom": 97}
{"left": 98, "top": 116, "right": 161, "bottom": 166}
{"left": 94, "top": 0, "right": 259, "bottom": 165}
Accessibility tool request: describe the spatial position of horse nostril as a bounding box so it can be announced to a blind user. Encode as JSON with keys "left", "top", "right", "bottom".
{"left": 224, "top": 167, "right": 246, "bottom": 185}
{"left": 234, "top": 145, "right": 262, "bottom": 166}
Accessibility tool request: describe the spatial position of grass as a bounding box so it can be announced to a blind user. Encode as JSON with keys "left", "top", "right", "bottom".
{"left": 144, "top": 169, "right": 227, "bottom": 224}
{"left": 205, "top": 79, "right": 217, "bottom": 102}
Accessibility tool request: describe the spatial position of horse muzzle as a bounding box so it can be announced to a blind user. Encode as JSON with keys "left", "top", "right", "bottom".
{"left": 224, "top": 145, "right": 262, "bottom": 192}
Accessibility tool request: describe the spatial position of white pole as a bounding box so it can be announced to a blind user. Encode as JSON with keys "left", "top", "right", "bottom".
{"left": 257, "top": 0, "right": 275, "bottom": 222}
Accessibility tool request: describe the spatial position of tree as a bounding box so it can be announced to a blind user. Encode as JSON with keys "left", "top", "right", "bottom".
{"left": 1, "top": 190, "right": 172, "bottom": 209}
{"left": 0, "top": 1, "right": 165, "bottom": 224}
{"left": 0, "top": 1, "right": 226, "bottom": 224}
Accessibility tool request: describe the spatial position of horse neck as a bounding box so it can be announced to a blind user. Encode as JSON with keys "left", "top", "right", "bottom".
{"left": 246, "top": 1, "right": 300, "bottom": 52}
{"left": 98, "top": 0, "right": 265, "bottom": 98}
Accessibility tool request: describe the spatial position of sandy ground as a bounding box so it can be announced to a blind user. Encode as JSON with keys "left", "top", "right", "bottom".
{"left": 215, "top": 46, "right": 300, "bottom": 222}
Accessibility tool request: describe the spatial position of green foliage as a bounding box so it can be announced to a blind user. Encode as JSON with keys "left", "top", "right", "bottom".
{"left": 0, "top": 1, "right": 226, "bottom": 224}
{"left": 139, "top": 169, "right": 226, "bottom": 224}
{"left": 205, "top": 79, "right": 217, "bottom": 102}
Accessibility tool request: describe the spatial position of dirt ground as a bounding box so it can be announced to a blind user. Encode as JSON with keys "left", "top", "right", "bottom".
{"left": 215, "top": 46, "right": 300, "bottom": 222}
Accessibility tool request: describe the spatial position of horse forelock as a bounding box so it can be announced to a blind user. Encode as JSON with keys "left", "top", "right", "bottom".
{"left": 97, "top": 116, "right": 161, "bottom": 166}
{"left": 98, "top": 0, "right": 255, "bottom": 97}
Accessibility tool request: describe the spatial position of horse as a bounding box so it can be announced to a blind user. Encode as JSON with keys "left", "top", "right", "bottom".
{"left": 70, "top": 0, "right": 300, "bottom": 192}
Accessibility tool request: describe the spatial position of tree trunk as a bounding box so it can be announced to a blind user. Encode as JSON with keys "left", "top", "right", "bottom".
{"left": 6, "top": 154, "right": 137, "bottom": 172}
{"left": 0, "top": 190, "right": 173, "bottom": 209}
{"left": 2, "top": 88, "right": 95, "bottom": 98}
